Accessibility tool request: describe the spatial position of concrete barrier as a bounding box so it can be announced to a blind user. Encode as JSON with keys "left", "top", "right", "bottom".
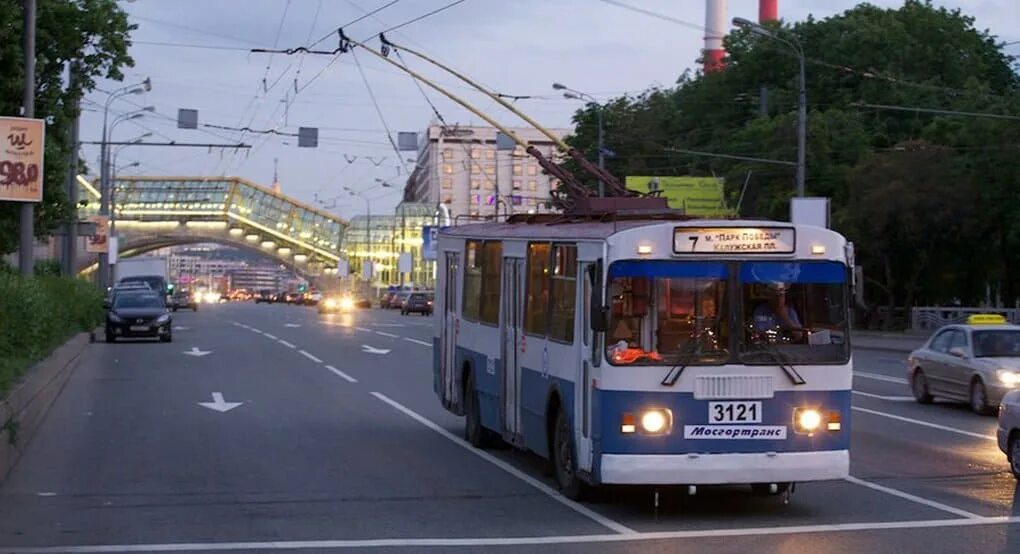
{"left": 0, "top": 331, "right": 92, "bottom": 483}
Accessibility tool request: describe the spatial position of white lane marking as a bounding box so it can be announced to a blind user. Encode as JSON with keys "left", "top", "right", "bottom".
{"left": 8, "top": 517, "right": 1020, "bottom": 552}
{"left": 855, "top": 371, "right": 908, "bottom": 385}
{"left": 262, "top": 333, "right": 278, "bottom": 340}
{"left": 371, "top": 323, "right": 406, "bottom": 327}
{"left": 35, "top": 492, "right": 56, "bottom": 497}
{"left": 250, "top": 329, "right": 264, "bottom": 335}
{"left": 404, "top": 337, "right": 432, "bottom": 347}
{"left": 299, "top": 350, "right": 323, "bottom": 363}
{"left": 852, "top": 406, "right": 996, "bottom": 441}
{"left": 278, "top": 340, "right": 296, "bottom": 349}
{"left": 370, "top": 391, "right": 636, "bottom": 535}
{"left": 361, "top": 345, "right": 391, "bottom": 355}
{"left": 285, "top": 323, "right": 302, "bottom": 328}
{"left": 231, "top": 321, "right": 243, "bottom": 327}
{"left": 852, "top": 391, "right": 915, "bottom": 402}
{"left": 845, "top": 475, "right": 981, "bottom": 519}
{"left": 325, "top": 364, "right": 357, "bottom": 383}
{"left": 354, "top": 326, "right": 371, "bottom": 332}
{"left": 375, "top": 331, "right": 399, "bottom": 338}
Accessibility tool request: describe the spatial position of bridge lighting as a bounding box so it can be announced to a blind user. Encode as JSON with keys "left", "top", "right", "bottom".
{"left": 277, "top": 247, "right": 292, "bottom": 257}
{"left": 245, "top": 234, "right": 259, "bottom": 242}
{"left": 294, "top": 254, "right": 308, "bottom": 263}
{"left": 228, "top": 228, "right": 244, "bottom": 237}
{"left": 261, "top": 240, "right": 276, "bottom": 249}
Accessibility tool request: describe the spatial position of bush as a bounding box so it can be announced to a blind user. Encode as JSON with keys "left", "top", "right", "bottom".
{"left": 0, "top": 274, "right": 104, "bottom": 395}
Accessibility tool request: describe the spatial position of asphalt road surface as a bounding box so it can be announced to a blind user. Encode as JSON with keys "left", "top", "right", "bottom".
{"left": 2, "top": 302, "right": 1019, "bottom": 553}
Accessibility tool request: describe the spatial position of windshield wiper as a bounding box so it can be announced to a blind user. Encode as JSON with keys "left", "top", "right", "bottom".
{"left": 660, "top": 327, "right": 725, "bottom": 386}
{"left": 740, "top": 344, "right": 806, "bottom": 386}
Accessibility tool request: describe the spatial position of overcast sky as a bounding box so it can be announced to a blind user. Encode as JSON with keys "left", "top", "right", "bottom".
{"left": 81, "top": 0, "right": 1020, "bottom": 220}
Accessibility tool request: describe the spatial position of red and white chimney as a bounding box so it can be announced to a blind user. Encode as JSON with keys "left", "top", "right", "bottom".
{"left": 703, "top": 0, "right": 727, "bottom": 73}
{"left": 759, "top": 0, "right": 778, "bottom": 22}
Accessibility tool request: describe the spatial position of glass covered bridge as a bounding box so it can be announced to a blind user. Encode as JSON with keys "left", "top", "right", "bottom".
{"left": 78, "top": 176, "right": 347, "bottom": 276}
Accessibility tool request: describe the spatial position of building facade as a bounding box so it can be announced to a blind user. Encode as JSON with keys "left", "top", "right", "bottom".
{"left": 342, "top": 202, "right": 436, "bottom": 289}
{"left": 228, "top": 266, "right": 288, "bottom": 291}
{"left": 403, "top": 124, "right": 568, "bottom": 222}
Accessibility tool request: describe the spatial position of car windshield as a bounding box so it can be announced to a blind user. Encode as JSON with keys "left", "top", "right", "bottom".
{"left": 740, "top": 262, "right": 849, "bottom": 364}
{"left": 114, "top": 294, "right": 165, "bottom": 309}
{"left": 605, "top": 261, "right": 729, "bottom": 366}
{"left": 972, "top": 330, "right": 1020, "bottom": 357}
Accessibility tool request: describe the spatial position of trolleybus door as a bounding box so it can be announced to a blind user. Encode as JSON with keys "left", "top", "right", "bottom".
{"left": 441, "top": 252, "right": 460, "bottom": 408}
{"left": 576, "top": 261, "right": 596, "bottom": 472}
{"left": 500, "top": 257, "right": 526, "bottom": 444}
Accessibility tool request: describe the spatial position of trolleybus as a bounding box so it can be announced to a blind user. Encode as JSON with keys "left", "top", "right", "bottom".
{"left": 433, "top": 216, "right": 853, "bottom": 499}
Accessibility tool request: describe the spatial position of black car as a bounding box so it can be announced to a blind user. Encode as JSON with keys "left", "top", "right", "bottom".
{"left": 105, "top": 292, "right": 173, "bottom": 343}
{"left": 401, "top": 292, "right": 434, "bottom": 316}
{"left": 255, "top": 289, "right": 275, "bottom": 304}
{"left": 171, "top": 289, "right": 198, "bottom": 311}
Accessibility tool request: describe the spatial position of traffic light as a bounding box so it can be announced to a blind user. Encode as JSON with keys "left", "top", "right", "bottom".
{"left": 298, "top": 283, "right": 307, "bottom": 292}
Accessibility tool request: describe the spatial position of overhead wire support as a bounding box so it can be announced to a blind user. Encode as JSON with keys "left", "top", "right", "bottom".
{"left": 378, "top": 34, "right": 632, "bottom": 197}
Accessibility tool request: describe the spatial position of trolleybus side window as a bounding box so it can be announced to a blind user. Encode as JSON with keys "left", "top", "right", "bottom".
{"left": 463, "top": 240, "right": 482, "bottom": 321}
{"left": 480, "top": 241, "right": 502, "bottom": 325}
{"left": 605, "top": 261, "right": 729, "bottom": 366}
{"left": 740, "top": 261, "right": 849, "bottom": 364}
{"left": 549, "top": 244, "right": 577, "bottom": 343}
{"left": 524, "top": 243, "right": 551, "bottom": 336}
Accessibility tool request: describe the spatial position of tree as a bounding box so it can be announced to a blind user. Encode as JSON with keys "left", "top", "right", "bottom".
{"left": 0, "top": 0, "right": 134, "bottom": 255}
{"left": 562, "top": 0, "right": 1020, "bottom": 311}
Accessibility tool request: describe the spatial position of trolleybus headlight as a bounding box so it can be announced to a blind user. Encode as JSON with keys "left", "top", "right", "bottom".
{"left": 641, "top": 410, "right": 668, "bottom": 433}
{"left": 794, "top": 407, "right": 822, "bottom": 434}
{"left": 621, "top": 409, "right": 672, "bottom": 435}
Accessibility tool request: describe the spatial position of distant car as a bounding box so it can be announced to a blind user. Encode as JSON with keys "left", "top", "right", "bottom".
{"left": 318, "top": 294, "right": 356, "bottom": 314}
{"left": 392, "top": 291, "right": 412, "bottom": 310}
{"left": 107, "top": 282, "right": 156, "bottom": 308}
{"left": 171, "top": 290, "right": 198, "bottom": 312}
{"left": 908, "top": 314, "right": 1020, "bottom": 414}
{"left": 401, "top": 292, "right": 434, "bottom": 316}
{"left": 255, "top": 290, "right": 275, "bottom": 304}
{"left": 379, "top": 291, "right": 398, "bottom": 309}
{"left": 997, "top": 390, "right": 1020, "bottom": 479}
{"left": 105, "top": 291, "right": 172, "bottom": 343}
{"left": 284, "top": 292, "right": 302, "bottom": 304}
{"left": 302, "top": 291, "right": 323, "bottom": 306}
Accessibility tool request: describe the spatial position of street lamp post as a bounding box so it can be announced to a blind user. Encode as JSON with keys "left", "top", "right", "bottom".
{"left": 98, "top": 78, "right": 150, "bottom": 289}
{"left": 732, "top": 17, "right": 806, "bottom": 197}
{"left": 345, "top": 182, "right": 392, "bottom": 290}
{"left": 553, "top": 82, "right": 605, "bottom": 197}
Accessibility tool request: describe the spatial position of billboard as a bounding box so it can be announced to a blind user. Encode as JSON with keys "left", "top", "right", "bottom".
{"left": 85, "top": 215, "right": 109, "bottom": 253}
{"left": 422, "top": 225, "right": 439, "bottom": 261}
{"left": 624, "top": 176, "right": 732, "bottom": 217}
{"left": 0, "top": 116, "right": 45, "bottom": 202}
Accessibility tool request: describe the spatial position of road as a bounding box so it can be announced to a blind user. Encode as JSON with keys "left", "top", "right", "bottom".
{"left": 1, "top": 302, "right": 1019, "bottom": 553}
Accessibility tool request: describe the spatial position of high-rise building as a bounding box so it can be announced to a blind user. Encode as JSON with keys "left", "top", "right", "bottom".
{"left": 228, "top": 266, "right": 287, "bottom": 292}
{"left": 403, "top": 124, "right": 569, "bottom": 222}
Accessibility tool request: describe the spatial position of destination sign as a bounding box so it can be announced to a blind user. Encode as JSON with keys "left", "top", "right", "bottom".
{"left": 673, "top": 227, "right": 795, "bottom": 254}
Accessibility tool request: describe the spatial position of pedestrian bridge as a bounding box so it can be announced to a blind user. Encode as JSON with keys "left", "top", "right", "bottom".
{"left": 77, "top": 176, "right": 347, "bottom": 277}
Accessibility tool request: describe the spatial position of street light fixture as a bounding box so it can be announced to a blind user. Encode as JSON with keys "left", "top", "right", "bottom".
{"left": 552, "top": 82, "right": 606, "bottom": 197}
{"left": 98, "top": 78, "right": 151, "bottom": 289}
{"left": 732, "top": 16, "right": 807, "bottom": 197}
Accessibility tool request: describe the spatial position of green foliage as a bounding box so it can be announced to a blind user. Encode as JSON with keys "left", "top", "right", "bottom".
{"left": 0, "top": 0, "right": 134, "bottom": 255}
{"left": 564, "top": 0, "right": 1020, "bottom": 310}
{"left": 0, "top": 273, "right": 103, "bottom": 394}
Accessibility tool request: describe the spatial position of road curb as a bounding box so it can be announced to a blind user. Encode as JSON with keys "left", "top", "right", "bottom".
{"left": 0, "top": 331, "right": 92, "bottom": 484}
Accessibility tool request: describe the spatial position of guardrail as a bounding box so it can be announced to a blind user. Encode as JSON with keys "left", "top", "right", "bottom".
{"left": 910, "top": 307, "right": 1020, "bottom": 331}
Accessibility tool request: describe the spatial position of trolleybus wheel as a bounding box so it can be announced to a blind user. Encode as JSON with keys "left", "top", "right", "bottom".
{"left": 553, "top": 408, "right": 587, "bottom": 500}
{"left": 464, "top": 370, "right": 494, "bottom": 448}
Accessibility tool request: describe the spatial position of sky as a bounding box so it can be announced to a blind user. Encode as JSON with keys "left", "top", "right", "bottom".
{"left": 80, "top": 0, "right": 1020, "bottom": 220}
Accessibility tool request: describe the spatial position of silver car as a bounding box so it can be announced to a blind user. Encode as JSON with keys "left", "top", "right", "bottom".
{"left": 907, "top": 323, "right": 1020, "bottom": 415}
{"left": 997, "top": 390, "right": 1020, "bottom": 479}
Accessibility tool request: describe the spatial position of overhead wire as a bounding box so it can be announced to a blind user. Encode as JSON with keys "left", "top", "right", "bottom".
{"left": 307, "top": 0, "right": 403, "bottom": 49}
{"left": 350, "top": 48, "right": 408, "bottom": 174}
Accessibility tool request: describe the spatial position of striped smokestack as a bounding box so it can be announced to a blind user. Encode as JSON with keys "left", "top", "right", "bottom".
{"left": 703, "top": 0, "right": 727, "bottom": 73}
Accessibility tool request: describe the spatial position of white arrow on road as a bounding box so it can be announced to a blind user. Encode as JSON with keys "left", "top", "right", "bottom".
{"left": 362, "top": 344, "right": 391, "bottom": 355}
{"left": 183, "top": 347, "right": 212, "bottom": 357}
{"left": 284, "top": 323, "right": 302, "bottom": 328}
{"left": 198, "top": 392, "right": 243, "bottom": 413}
{"left": 173, "top": 326, "right": 190, "bottom": 331}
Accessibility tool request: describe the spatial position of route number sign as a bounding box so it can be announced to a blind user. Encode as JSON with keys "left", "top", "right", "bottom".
{"left": 674, "top": 227, "right": 795, "bottom": 254}
{"left": 0, "top": 116, "right": 45, "bottom": 202}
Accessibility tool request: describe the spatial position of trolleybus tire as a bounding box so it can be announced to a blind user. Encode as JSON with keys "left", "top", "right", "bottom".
{"left": 553, "top": 408, "right": 587, "bottom": 500}
{"left": 464, "top": 370, "right": 496, "bottom": 448}
{"left": 911, "top": 369, "right": 934, "bottom": 404}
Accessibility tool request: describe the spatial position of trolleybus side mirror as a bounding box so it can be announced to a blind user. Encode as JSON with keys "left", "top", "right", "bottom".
{"left": 591, "top": 306, "right": 609, "bottom": 332}
{"left": 588, "top": 260, "right": 607, "bottom": 332}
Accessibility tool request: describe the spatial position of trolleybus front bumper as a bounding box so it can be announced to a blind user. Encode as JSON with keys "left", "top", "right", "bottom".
{"left": 599, "top": 449, "right": 848, "bottom": 485}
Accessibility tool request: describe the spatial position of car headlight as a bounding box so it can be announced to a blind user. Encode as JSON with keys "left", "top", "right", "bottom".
{"left": 339, "top": 297, "right": 355, "bottom": 310}
{"left": 108, "top": 313, "right": 123, "bottom": 323}
{"left": 998, "top": 370, "right": 1020, "bottom": 386}
{"left": 324, "top": 298, "right": 338, "bottom": 309}
{"left": 794, "top": 407, "right": 823, "bottom": 433}
{"left": 156, "top": 314, "right": 171, "bottom": 324}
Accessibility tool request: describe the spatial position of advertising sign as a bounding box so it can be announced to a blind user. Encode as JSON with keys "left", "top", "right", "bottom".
{"left": 86, "top": 215, "right": 109, "bottom": 253}
{"left": 422, "top": 225, "right": 439, "bottom": 261}
{"left": 0, "top": 116, "right": 45, "bottom": 202}
{"left": 624, "top": 176, "right": 730, "bottom": 216}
